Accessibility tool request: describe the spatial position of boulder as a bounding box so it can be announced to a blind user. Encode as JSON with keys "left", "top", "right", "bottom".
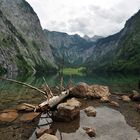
{"left": 121, "top": 95, "right": 131, "bottom": 102}
{"left": 129, "top": 90, "right": 140, "bottom": 101}
{"left": 84, "top": 106, "right": 96, "bottom": 117}
{"left": 100, "top": 96, "right": 110, "bottom": 103}
{"left": 70, "top": 82, "right": 110, "bottom": 98}
{"left": 83, "top": 127, "right": 96, "bottom": 137}
{"left": 37, "top": 133, "right": 58, "bottom": 140}
{"left": 0, "top": 109, "right": 18, "bottom": 122}
{"left": 36, "top": 128, "right": 53, "bottom": 138}
{"left": 19, "top": 112, "right": 40, "bottom": 122}
{"left": 136, "top": 138, "right": 140, "bottom": 140}
{"left": 89, "top": 85, "right": 110, "bottom": 98}
{"left": 70, "top": 82, "right": 89, "bottom": 97}
{"left": 52, "top": 98, "right": 81, "bottom": 122}
{"left": 109, "top": 101, "right": 119, "bottom": 107}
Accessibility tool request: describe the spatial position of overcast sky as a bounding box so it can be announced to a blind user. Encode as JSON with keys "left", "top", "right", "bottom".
{"left": 26, "top": 0, "right": 140, "bottom": 37}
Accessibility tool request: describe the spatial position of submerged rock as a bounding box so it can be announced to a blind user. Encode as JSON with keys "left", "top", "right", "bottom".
{"left": 84, "top": 106, "right": 96, "bottom": 117}
{"left": 109, "top": 101, "right": 119, "bottom": 107}
{"left": 0, "top": 109, "right": 18, "bottom": 122}
{"left": 19, "top": 112, "right": 40, "bottom": 122}
{"left": 122, "top": 95, "right": 131, "bottom": 102}
{"left": 70, "top": 82, "right": 110, "bottom": 98}
{"left": 52, "top": 98, "right": 81, "bottom": 122}
{"left": 37, "top": 133, "right": 58, "bottom": 140}
{"left": 83, "top": 127, "right": 96, "bottom": 137}
{"left": 100, "top": 96, "right": 110, "bottom": 103}
{"left": 130, "top": 90, "right": 140, "bottom": 101}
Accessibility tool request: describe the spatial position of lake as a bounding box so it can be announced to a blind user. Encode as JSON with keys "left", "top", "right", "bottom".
{"left": 0, "top": 72, "right": 140, "bottom": 110}
{"left": 0, "top": 72, "right": 140, "bottom": 140}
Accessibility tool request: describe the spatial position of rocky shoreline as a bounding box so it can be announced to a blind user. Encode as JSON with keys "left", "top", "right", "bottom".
{"left": 0, "top": 82, "right": 140, "bottom": 140}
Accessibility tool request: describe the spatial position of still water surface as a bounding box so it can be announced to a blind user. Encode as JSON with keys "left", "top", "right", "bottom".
{"left": 0, "top": 72, "right": 140, "bottom": 110}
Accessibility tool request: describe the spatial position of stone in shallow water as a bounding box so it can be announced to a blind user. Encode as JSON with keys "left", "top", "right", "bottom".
{"left": 19, "top": 112, "right": 39, "bottom": 122}
{"left": 100, "top": 96, "right": 110, "bottom": 103}
{"left": 109, "top": 101, "right": 119, "bottom": 107}
{"left": 84, "top": 106, "right": 96, "bottom": 117}
{"left": 37, "top": 133, "right": 58, "bottom": 140}
{"left": 52, "top": 98, "right": 81, "bottom": 122}
{"left": 83, "top": 127, "right": 96, "bottom": 137}
{"left": 0, "top": 109, "right": 18, "bottom": 122}
{"left": 121, "top": 95, "right": 131, "bottom": 102}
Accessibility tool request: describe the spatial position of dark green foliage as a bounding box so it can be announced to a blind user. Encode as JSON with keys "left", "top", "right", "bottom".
{"left": 0, "top": 65, "right": 7, "bottom": 74}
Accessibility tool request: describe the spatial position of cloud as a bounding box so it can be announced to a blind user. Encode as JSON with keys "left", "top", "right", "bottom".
{"left": 26, "top": 0, "right": 140, "bottom": 37}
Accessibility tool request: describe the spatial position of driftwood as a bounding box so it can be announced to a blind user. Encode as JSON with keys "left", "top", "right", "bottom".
{"left": 0, "top": 77, "right": 73, "bottom": 113}
{"left": 23, "top": 88, "right": 72, "bottom": 112}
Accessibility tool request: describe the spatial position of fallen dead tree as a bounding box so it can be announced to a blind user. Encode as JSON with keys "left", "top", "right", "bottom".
{"left": 0, "top": 77, "right": 72, "bottom": 113}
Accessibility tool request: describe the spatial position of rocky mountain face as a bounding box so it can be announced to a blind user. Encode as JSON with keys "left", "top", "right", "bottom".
{"left": 86, "top": 10, "right": 140, "bottom": 73}
{"left": 0, "top": 0, "right": 139, "bottom": 74}
{"left": 0, "top": 0, "right": 57, "bottom": 74}
{"left": 83, "top": 35, "right": 103, "bottom": 42}
{"left": 44, "top": 30, "right": 95, "bottom": 67}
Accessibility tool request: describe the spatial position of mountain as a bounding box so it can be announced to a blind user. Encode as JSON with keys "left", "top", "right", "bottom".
{"left": 86, "top": 10, "right": 140, "bottom": 74}
{"left": 0, "top": 0, "right": 57, "bottom": 74}
{"left": 44, "top": 30, "right": 95, "bottom": 67}
{"left": 83, "top": 35, "right": 103, "bottom": 42}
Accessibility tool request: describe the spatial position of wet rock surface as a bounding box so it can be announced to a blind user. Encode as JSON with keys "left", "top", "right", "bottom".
{"left": 83, "top": 127, "right": 96, "bottom": 137}
{"left": 19, "top": 112, "right": 40, "bottom": 122}
{"left": 121, "top": 95, "right": 131, "bottom": 102}
{"left": 0, "top": 109, "right": 18, "bottom": 122}
{"left": 109, "top": 101, "right": 119, "bottom": 107}
{"left": 100, "top": 96, "right": 110, "bottom": 103}
{"left": 84, "top": 106, "right": 96, "bottom": 117}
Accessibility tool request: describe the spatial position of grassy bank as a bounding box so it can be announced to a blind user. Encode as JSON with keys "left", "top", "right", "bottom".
{"left": 61, "top": 67, "right": 86, "bottom": 75}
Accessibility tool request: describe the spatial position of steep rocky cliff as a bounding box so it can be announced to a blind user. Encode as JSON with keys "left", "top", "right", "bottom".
{"left": 0, "top": 0, "right": 57, "bottom": 74}
{"left": 86, "top": 10, "right": 140, "bottom": 73}
{"left": 44, "top": 30, "right": 95, "bottom": 67}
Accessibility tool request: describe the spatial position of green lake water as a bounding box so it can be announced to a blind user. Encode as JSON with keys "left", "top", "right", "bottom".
{"left": 0, "top": 72, "right": 140, "bottom": 110}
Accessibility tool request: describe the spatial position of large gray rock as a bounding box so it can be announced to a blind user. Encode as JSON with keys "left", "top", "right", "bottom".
{"left": 52, "top": 98, "right": 81, "bottom": 122}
